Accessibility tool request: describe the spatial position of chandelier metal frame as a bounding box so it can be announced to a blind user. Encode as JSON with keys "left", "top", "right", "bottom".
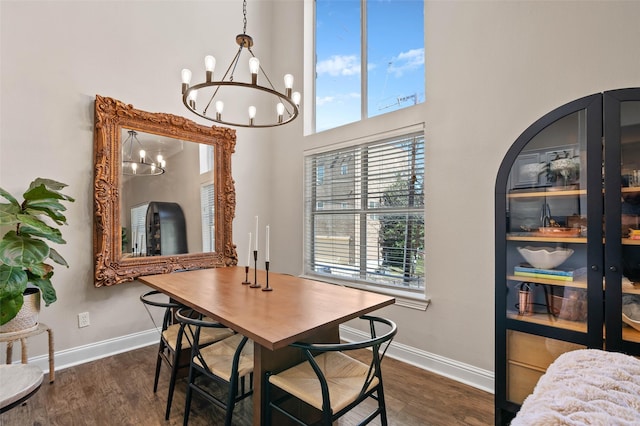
{"left": 180, "top": 0, "right": 300, "bottom": 128}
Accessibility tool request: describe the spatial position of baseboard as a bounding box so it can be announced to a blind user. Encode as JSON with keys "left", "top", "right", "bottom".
{"left": 25, "top": 326, "right": 494, "bottom": 394}
{"left": 25, "top": 329, "right": 158, "bottom": 373}
{"left": 340, "top": 325, "right": 495, "bottom": 394}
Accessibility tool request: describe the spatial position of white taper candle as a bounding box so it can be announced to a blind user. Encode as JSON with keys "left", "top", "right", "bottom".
{"left": 265, "top": 225, "right": 270, "bottom": 262}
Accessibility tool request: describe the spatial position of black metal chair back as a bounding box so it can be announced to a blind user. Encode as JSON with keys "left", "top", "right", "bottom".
{"left": 266, "top": 315, "right": 397, "bottom": 426}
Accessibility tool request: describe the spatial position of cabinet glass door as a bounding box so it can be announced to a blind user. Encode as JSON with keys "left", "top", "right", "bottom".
{"left": 504, "top": 110, "right": 589, "bottom": 333}
{"left": 607, "top": 93, "right": 640, "bottom": 351}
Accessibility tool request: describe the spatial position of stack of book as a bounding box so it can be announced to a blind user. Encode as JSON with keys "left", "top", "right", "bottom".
{"left": 514, "top": 264, "right": 587, "bottom": 281}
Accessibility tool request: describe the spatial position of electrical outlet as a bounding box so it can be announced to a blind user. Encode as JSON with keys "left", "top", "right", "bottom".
{"left": 78, "top": 312, "right": 90, "bottom": 328}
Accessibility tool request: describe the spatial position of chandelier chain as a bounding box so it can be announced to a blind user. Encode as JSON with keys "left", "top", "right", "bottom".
{"left": 242, "top": 0, "right": 247, "bottom": 34}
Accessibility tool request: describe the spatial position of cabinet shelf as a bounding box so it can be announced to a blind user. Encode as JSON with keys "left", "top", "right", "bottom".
{"left": 507, "top": 189, "right": 586, "bottom": 198}
{"left": 506, "top": 234, "right": 587, "bottom": 243}
{"left": 506, "top": 311, "right": 587, "bottom": 333}
{"left": 622, "top": 238, "right": 640, "bottom": 246}
{"left": 622, "top": 326, "right": 640, "bottom": 343}
{"left": 507, "top": 275, "right": 587, "bottom": 289}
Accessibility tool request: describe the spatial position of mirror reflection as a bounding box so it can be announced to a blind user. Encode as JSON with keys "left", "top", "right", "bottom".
{"left": 120, "top": 129, "right": 216, "bottom": 258}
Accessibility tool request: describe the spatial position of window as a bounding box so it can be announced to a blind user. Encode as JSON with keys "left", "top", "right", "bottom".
{"left": 315, "top": 0, "right": 424, "bottom": 132}
{"left": 130, "top": 203, "right": 149, "bottom": 255}
{"left": 200, "top": 183, "right": 215, "bottom": 252}
{"left": 304, "top": 132, "right": 425, "bottom": 292}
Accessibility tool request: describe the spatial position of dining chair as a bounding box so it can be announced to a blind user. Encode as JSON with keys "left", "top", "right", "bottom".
{"left": 139, "top": 290, "right": 234, "bottom": 420}
{"left": 265, "top": 315, "right": 397, "bottom": 426}
{"left": 175, "top": 307, "right": 254, "bottom": 426}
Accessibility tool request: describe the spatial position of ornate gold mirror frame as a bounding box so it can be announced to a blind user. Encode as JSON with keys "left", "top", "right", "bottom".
{"left": 93, "top": 95, "right": 237, "bottom": 287}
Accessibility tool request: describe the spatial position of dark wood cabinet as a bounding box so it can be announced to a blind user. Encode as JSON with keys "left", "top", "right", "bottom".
{"left": 495, "top": 88, "right": 640, "bottom": 424}
{"left": 145, "top": 202, "right": 188, "bottom": 256}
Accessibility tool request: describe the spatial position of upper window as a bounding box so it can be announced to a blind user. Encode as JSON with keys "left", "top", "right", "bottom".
{"left": 304, "top": 132, "right": 425, "bottom": 293}
{"left": 315, "top": 0, "right": 425, "bottom": 132}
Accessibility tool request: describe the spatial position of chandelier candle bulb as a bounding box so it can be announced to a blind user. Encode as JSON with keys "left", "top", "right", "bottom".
{"left": 188, "top": 90, "right": 197, "bottom": 109}
{"left": 277, "top": 103, "right": 284, "bottom": 123}
{"left": 215, "top": 101, "right": 224, "bottom": 121}
{"left": 139, "top": 150, "right": 145, "bottom": 162}
{"left": 249, "top": 57, "right": 260, "bottom": 85}
{"left": 181, "top": 68, "right": 192, "bottom": 94}
{"left": 284, "top": 74, "right": 294, "bottom": 97}
{"left": 292, "top": 91, "right": 301, "bottom": 107}
{"left": 204, "top": 55, "right": 216, "bottom": 82}
{"left": 249, "top": 106, "right": 256, "bottom": 126}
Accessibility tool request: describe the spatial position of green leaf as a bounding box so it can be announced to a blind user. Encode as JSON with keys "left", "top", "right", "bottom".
{"left": 26, "top": 262, "right": 51, "bottom": 278}
{"left": 25, "top": 200, "right": 68, "bottom": 224}
{"left": 0, "top": 187, "right": 19, "bottom": 206}
{"left": 19, "top": 224, "right": 65, "bottom": 244}
{"left": 0, "top": 231, "right": 49, "bottom": 267}
{"left": 48, "top": 247, "right": 69, "bottom": 267}
{"left": 0, "top": 292, "right": 24, "bottom": 325}
{"left": 25, "top": 180, "right": 74, "bottom": 203}
{"left": 0, "top": 263, "right": 29, "bottom": 290}
{"left": 0, "top": 264, "right": 28, "bottom": 325}
{"left": 0, "top": 205, "right": 19, "bottom": 226}
{"left": 30, "top": 275, "right": 56, "bottom": 306}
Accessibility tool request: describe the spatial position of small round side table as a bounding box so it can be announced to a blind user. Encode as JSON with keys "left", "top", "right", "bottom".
{"left": 0, "top": 323, "right": 54, "bottom": 383}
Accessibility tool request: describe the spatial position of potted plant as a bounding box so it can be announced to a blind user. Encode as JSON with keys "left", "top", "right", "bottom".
{"left": 0, "top": 178, "right": 74, "bottom": 331}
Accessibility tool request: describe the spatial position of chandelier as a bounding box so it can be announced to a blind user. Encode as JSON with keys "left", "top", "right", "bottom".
{"left": 122, "top": 130, "right": 166, "bottom": 176}
{"left": 180, "top": 0, "right": 300, "bottom": 128}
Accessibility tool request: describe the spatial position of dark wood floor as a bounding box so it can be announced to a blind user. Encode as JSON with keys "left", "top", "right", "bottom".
{"left": 1, "top": 345, "right": 493, "bottom": 425}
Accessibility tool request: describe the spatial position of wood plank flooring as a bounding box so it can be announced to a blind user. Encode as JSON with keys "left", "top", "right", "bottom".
{"left": 0, "top": 345, "right": 493, "bottom": 425}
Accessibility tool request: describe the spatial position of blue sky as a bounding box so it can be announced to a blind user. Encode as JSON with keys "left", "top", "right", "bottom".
{"left": 316, "top": 0, "right": 425, "bottom": 131}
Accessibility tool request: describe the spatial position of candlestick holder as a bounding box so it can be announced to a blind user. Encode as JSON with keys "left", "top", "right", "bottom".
{"left": 242, "top": 265, "right": 251, "bottom": 284}
{"left": 262, "top": 261, "right": 272, "bottom": 291}
{"left": 250, "top": 250, "right": 261, "bottom": 288}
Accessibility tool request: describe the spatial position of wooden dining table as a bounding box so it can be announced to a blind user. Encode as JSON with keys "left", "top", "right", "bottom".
{"left": 138, "top": 266, "right": 395, "bottom": 425}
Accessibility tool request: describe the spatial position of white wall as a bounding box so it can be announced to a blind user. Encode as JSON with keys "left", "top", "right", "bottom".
{"left": 2, "top": 0, "right": 640, "bottom": 393}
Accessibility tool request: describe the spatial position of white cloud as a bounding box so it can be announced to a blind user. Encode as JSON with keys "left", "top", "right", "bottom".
{"left": 317, "top": 55, "right": 360, "bottom": 77}
{"left": 316, "top": 92, "right": 360, "bottom": 107}
{"left": 388, "top": 48, "right": 424, "bottom": 77}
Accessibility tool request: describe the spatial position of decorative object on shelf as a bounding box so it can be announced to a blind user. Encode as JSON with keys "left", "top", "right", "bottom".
{"left": 0, "top": 178, "right": 74, "bottom": 329}
{"left": 514, "top": 265, "right": 587, "bottom": 282}
{"left": 518, "top": 283, "right": 532, "bottom": 315}
{"left": 544, "top": 150, "right": 580, "bottom": 187}
{"left": 622, "top": 294, "right": 640, "bottom": 331}
{"left": 122, "top": 130, "right": 166, "bottom": 176}
{"left": 552, "top": 288, "right": 587, "bottom": 322}
{"left": 535, "top": 227, "right": 581, "bottom": 237}
{"left": 180, "top": 0, "right": 300, "bottom": 128}
{"left": 517, "top": 246, "right": 574, "bottom": 269}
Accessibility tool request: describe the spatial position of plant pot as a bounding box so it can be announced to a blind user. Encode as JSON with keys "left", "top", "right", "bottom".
{"left": 0, "top": 288, "right": 41, "bottom": 335}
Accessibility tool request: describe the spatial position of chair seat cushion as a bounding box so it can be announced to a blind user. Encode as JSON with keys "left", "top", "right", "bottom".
{"left": 163, "top": 322, "right": 233, "bottom": 350}
{"left": 194, "top": 334, "right": 254, "bottom": 380}
{"left": 0, "top": 364, "right": 43, "bottom": 411}
{"left": 268, "top": 351, "right": 379, "bottom": 413}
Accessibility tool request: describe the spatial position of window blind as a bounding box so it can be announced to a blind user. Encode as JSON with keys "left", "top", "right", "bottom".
{"left": 304, "top": 132, "right": 425, "bottom": 290}
{"left": 200, "top": 183, "right": 215, "bottom": 252}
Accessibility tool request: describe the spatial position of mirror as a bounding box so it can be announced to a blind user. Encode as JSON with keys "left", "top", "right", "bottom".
{"left": 93, "top": 95, "right": 237, "bottom": 287}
